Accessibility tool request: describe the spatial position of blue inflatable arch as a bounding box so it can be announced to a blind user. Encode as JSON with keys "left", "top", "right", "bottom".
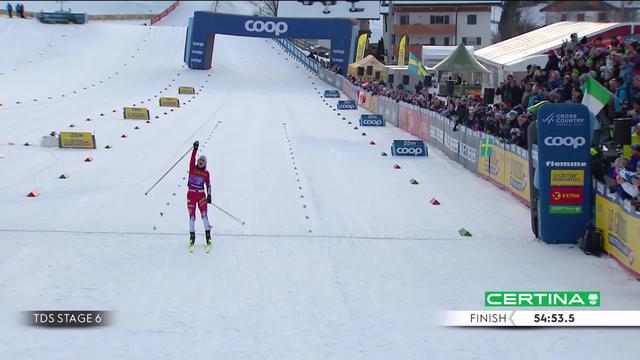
{"left": 184, "top": 12, "right": 354, "bottom": 73}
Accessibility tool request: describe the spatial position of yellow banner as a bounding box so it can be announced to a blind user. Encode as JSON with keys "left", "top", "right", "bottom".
{"left": 178, "top": 86, "right": 195, "bottom": 94}
{"left": 488, "top": 140, "right": 506, "bottom": 189}
{"left": 550, "top": 169, "right": 584, "bottom": 186}
{"left": 59, "top": 132, "right": 96, "bottom": 149}
{"left": 504, "top": 147, "right": 530, "bottom": 204}
{"left": 159, "top": 97, "right": 180, "bottom": 107}
{"left": 596, "top": 194, "right": 640, "bottom": 276}
{"left": 123, "top": 107, "right": 150, "bottom": 120}
{"left": 355, "top": 33, "right": 367, "bottom": 63}
{"left": 398, "top": 35, "right": 407, "bottom": 67}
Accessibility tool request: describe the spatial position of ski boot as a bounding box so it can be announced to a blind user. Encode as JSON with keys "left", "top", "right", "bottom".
{"left": 205, "top": 230, "right": 212, "bottom": 253}
{"left": 189, "top": 232, "right": 195, "bottom": 253}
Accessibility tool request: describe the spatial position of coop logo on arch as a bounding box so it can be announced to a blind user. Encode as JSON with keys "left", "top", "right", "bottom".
{"left": 244, "top": 20, "right": 288, "bottom": 36}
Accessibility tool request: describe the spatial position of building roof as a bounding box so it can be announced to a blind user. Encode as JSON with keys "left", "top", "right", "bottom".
{"left": 475, "top": 21, "right": 627, "bottom": 68}
{"left": 540, "top": 1, "right": 618, "bottom": 12}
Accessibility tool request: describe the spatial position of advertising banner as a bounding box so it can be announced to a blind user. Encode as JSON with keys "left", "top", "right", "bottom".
{"left": 488, "top": 138, "right": 507, "bottom": 189}
{"left": 360, "top": 114, "right": 385, "bottom": 127}
{"left": 159, "top": 97, "right": 180, "bottom": 107}
{"left": 337, "top": 100, "right": 357, "bottom": 110}
{"left": 391, "top": 140, "right": 427, "bottom": 157}
{"left": 460, "top": 126, "right": 480, "bottom": 174}
{"left": 186, "top": 13, "right": 352, "bottom": 71}
{"left": 505, "top": 144, "right": 531, "bottom": 206}
{"left": 123, "top": 107, "right": 150, "bottom": 120}
{"left": 443, "top": 119, "right": 460, "bottom": 163}
{"left": 58, "top": 132, "right": 96, "bottom": 149}
{"left": 365, "top": 92, "right": 378, "bottom": 114}
{"left": 595, "top": 184, "right": 640, "bottom": 278}
{"left": 537, "top": 104, "right": 592, "bottom": 244}
{"left": 418, "top": 109, "right": 430, "bottom": 142}
{"left": 324, "top": 89, "right": 340, "bottom": 98}
{"left": 379, "top": 97, "right": 399, "bottom": 127}
{"left": 429, "top": 112, "right": 445, "bottom": 152}
{"left": 178, "top": 86, "right": 195, "bottom": 94}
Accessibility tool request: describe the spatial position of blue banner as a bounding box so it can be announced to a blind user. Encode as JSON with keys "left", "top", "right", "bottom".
{"left": 391, "top": 140, "right": 427, "bottom": 157}
{"left": 337, "top": 100, "right": 357, "bottom": 110}
{"left": 185, "top": 12, "right": 353, "bottom": 72}
{"left": 537, "top": 104, "right": 592, "bottom": 244}
{"left": 324, "top": 90, "right": 340, "bottom": 98}
{"left": 359, "top": 114, "right": 385, "bottom": 127}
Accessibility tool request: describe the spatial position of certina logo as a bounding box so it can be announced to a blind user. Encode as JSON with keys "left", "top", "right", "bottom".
{"left": 543, "top": 136, "right": 586, "bottom": 149}
{"left": 244, "top": 20, "right": 288, "bottom": 36}
{"left": 397, "top": 147, "right": 423, "bottom": 155}
{"left": 541, "top": 113, "right": 584, "bottom": 127}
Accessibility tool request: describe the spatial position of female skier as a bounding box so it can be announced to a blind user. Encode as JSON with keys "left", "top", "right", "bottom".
{"left": 187, "top": 141, "right": 212, "bottom": 252}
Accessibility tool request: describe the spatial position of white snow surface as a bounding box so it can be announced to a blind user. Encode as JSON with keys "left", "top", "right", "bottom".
{"left": 1, "top": 3, "right": 640, "bottom": 359}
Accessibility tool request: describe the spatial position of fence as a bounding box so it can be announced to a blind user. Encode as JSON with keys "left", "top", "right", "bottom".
{"left": 274, "top": 39, "right": 318, "bottom": 73}
{"left": 315, "top": 60, "right": 640, "bottom": 279}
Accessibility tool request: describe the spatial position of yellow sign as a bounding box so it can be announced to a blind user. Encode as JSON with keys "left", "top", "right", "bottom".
{"left": 355, "top": 33, "right": 367, "bottom": 63}
{"left": 59, "top": 132, "right": 96, "bottom": 149}
{"left": 123, "top": 107, "right": 150, "bottom": 120}
{"left": 398, "top": 35, "right": 407, "bottom": 67}
{"left": 595, "top": 194, "right": 640, "bottom": 277}
{"left": 488, "top": 140, "right": 506, "bottom": 189}
{"left": 504, "top": 149, "right": 530, "bottom": 205}
{"left": 159, "top": 97, "right": 180, "bottom": 107}
{"left": 178, "top": 86, "right": 195, "bottom": 94}
{"left": 550, "top": 170, "right": 584, "bottom": 186}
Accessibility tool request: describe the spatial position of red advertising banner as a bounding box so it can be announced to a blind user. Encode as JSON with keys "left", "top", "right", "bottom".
{"left": 407, "top": 106, "right": 420, "bottom": 137}
{"left": 419, "top": 110, "right": 430, "bottom": 141}
{"left": 550, "top": 187, "right": 584, "bottom": 205}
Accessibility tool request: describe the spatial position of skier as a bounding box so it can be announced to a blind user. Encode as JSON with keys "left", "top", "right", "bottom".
{"left": 187, "top": 141, "right": 212, "bottom": 252}
{"left": 6, "top": 3, "right": 12, "bottom": 18}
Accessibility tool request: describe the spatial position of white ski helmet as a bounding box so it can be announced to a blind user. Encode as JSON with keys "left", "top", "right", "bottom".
{"left": 197, "top": 155, "right": 207, "bottom": 167}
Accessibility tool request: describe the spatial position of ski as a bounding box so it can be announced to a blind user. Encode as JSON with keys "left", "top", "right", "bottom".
{"left": 205, "top": 242, "right": 212, "bottom": 253}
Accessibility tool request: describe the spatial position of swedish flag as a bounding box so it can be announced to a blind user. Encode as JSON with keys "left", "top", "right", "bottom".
{"left": 481, "top": 137, "right": 494, "bottom": 157}
{"left": 408, "top": 53, "right": 430, "bottom": 79}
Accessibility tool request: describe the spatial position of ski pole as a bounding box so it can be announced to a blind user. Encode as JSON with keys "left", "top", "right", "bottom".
{"left": 211, "top": 203, "right": 245, "bottom": 225}
{"left": 144, "top": 147, "right": 193, "bottom": 196}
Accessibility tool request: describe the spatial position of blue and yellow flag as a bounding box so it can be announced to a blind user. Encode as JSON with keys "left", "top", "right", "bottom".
{"left": 481, "top": 137, "right": 494, "bottom": 157}
{"left": 408, "top": 53, "right": 430, "bottom": 79}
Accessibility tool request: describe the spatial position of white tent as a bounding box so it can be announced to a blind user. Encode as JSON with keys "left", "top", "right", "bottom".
{"left": 421, "top": 45, "right": 474, "bottom": 67}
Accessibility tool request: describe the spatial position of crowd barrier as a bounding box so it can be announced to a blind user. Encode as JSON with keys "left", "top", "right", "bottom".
{"left": 315, "top": 70, "right": 536, "bottom": 207}
{"left": 314, "top": 64, "right": 640, "bottom": 278}
{"left": 595, "top": 181, "right": 640, "bottom": 277}
{"left": 274, "top": 39, "right": 318, "bottom": 73}
{"left": 150, "top": 0, "right": 179, "bottom": 25}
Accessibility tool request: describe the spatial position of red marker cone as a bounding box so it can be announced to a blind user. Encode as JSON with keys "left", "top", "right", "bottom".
{"left": 430, "top": 198, "right": 441, "bottom": 205}
{"left": 27, "top": 191, "right": 39, "bottom": 197}
{"left": 393, "top": 164, "right": 401, "bottom": 169}
{"left": 84, "top": 157, "right": 94, "bottom": 162}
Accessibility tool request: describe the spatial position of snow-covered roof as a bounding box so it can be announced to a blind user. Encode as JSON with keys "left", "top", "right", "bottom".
{"left": 475, "top": 21, "right": 631, "bottom": 68}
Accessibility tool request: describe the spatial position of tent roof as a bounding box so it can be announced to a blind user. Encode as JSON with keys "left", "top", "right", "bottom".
{"left": 475, "top": 21, "right": 627, "bottom": 67}
{"left": 432, "top": 43, "right": 489, "bottom": 73}
{"left": 349, "top": 54, "right": 385, "bottom": 68}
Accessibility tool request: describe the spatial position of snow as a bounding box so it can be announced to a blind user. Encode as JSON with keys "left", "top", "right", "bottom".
{"left": 1, "top": 2, "right": 640, "bottom": 359}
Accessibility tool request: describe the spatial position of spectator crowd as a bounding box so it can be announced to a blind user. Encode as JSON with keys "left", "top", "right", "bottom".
{"left": 320, "top": 32, "right": 640, "bottom": 205}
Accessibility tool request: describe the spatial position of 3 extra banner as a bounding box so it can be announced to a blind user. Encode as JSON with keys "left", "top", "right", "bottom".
{"left": 537, "top": 104, "right": 592, "bottom": 244}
